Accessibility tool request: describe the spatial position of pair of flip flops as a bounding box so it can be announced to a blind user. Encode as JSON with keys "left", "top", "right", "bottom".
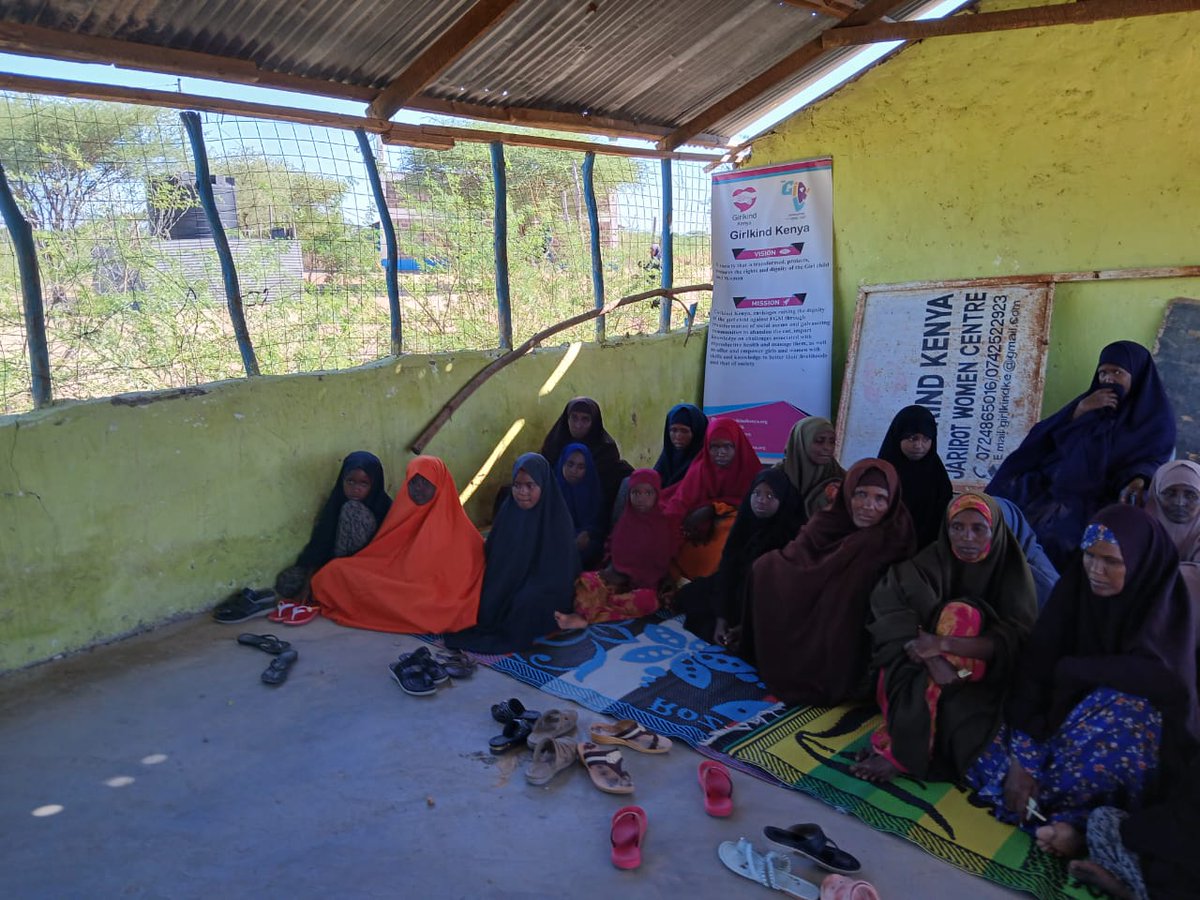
{"left": 237, "top": 633, "right": 298, "bottom": 686}
{"left": 267, "top": 601, "right": 318, "bottom": 626}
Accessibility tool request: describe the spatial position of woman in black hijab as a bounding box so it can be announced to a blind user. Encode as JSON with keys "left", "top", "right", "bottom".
{"left": 540, "top": 397, "right": 633, "bottom": 513}
{"left": 654, "top": 403, "right": 708, "bottom": 488}
{"left": 963, "top": 505, "right": 1198, "bottom": 855}
{"left": 447, "top": 453, "right": 580, "bottom": 654}
{"left": 878, "top": 405, "right": 954, "bottom": 549}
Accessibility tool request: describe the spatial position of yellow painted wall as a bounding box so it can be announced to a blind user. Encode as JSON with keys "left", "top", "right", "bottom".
{"left": 752, "top": 1, "right": 1200, "bottom": 413}
{"left": 0, "top": 332, "right": 706, "bottom": 671}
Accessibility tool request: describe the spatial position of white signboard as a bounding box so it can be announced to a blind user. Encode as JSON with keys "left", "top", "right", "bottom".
{"left": 705, "top": 158, "right": 834, "bottom": 459}
{"left": 836, "top": 282, "right": 1055, "bottom": 488}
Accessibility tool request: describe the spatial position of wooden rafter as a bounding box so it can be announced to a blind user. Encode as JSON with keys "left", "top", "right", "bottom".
{"left": 821, "top": 0, "right": 1200, "bottom": 48}
{"left": 0, "top": 72, "right": 721, "bottom": 162}
{"left": 656, "top": 0, "right": 907, "bottom": 150}
{"left": 0, "top": 19, "right": 726, "bottom": 148}
{"left": 368, "top": 0, "right": 523, "bottom": 120}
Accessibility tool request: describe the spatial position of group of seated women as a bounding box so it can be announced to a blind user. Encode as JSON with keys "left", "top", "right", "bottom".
{"left": 270, "top": 342, "right": 1198, "bottom": 898}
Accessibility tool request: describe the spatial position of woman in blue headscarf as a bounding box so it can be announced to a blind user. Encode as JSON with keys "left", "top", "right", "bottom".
{"left": 556, "top": 442, "right": 606, "bottom": 569}
{"left": 446, "top": 453, "right": 580, "bottom": 654}
{"left": 986, "top": 341, "right": 1175, "bottom": 569}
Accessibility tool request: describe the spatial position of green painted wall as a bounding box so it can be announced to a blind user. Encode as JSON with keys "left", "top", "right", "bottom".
{"left": 0, "top": 331, "right": 706, "bottom": 671}
{"left": 752, "top": 1, "right": 1200, "bottom": 414}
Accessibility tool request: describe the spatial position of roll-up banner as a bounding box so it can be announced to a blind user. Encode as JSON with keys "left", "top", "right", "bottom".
{"left": 705, "top": 158, "right": 834, "bottom": 459}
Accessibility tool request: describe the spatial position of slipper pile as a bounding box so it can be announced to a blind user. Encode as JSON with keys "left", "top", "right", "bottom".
{"left": 236, "top": 633, "right": 298, "bottom": 686}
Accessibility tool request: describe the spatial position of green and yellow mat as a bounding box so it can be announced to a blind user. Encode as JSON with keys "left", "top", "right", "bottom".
{"left": 702, "top": 703, "right": 1093, "bottom": 899}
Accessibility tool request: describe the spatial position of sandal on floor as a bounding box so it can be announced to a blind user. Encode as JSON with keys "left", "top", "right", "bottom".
{"left": 491, "top": 697, "right": 541, "bottom": 725}
{"left": 236, "top": 633, "right": 291, "bottom": 655}
{"left": 718, "top": 838, "right": 820, "bottom": 899}
{"left": 213, "top": 588, "right": 277, "bottom": 624}
{"left": 699, "top": 760, "right": 734, "bottom": 817}
{"left": 435, "top": 650, "right": 476, "bottom": 679}
{"left": 397, "top": 646, "right": 448, "bottom": 684}
{"left": 389, "top": 658, "right": 436, "bottom": 697}
{"left": 819, "top": 875, "right": 880, "bottom": 900}
{"left": 489, "top": 718, "right": 533, "bottom": 754}
{"left": 577, "top": 742, "right": 635, "bottom": 795}
{"left": 611, "top": 805, "right": 647, "bottom": 870}
{"left": 525, "top": 737, "right": 577, "bottom": 785}
{"left": 261, "top": 649, "right": 298, "bottom": 686}
{"left": 764, "top": 824, "right": 861, "bottom": 875}
{"left": 527, "top": 709, "right": 579, "bottom": 748}
{"left": 281, "top": 604, "right": 319, "bottom": 626}
{"left": 589, "top": 719, "right": 672, "bottom": 754}
{"left": 266, "top": 600, "right": 295, "bottom": 623}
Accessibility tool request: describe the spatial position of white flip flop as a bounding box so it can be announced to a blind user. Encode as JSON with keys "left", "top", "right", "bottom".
{"left": 718, "top": 838, "right": 821, "bottom": 899}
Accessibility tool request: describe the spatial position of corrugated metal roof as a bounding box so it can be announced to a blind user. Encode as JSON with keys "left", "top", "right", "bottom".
{"left": 0, "top": 0, "right": 896, "bottom": 141}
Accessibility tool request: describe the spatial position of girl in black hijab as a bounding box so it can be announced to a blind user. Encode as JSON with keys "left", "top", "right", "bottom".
{"left": 878, "top": 405, "right": 954, "bottom": 549}
{"left": 677, "top": 467, "right": 803, "bottom": 658}
{"left": 273, "top": 451, "right": 392, "bottom": 618}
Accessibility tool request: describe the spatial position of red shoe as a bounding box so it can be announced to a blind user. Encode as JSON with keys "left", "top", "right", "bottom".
{"left": 281, "top": 604, "right": 319, "bottom": 626}
{"left": 698, "top": 760, "right": 734, "bottom": 817}
{"left": 610, "top": 805, "right": 647, "bottom": 870}
{"left": 266, "top": 600, "right": 295, "bottom": 623}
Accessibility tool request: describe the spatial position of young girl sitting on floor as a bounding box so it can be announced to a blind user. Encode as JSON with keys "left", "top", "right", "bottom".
{"left": 271, "top": 451, "right": 392, "bottom": 625}
{"left": 556, "top": 469, "right": 680, "bottom": 629}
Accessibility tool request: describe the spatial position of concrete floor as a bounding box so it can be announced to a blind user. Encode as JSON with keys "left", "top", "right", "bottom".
{"left": 0, "top": 615, "right": 1025, "bottom": 900}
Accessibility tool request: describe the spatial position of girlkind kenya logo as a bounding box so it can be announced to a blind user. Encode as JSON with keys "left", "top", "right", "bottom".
{"left": 781, "top": 179, "right": 807, "bottom": 212}
{"left": 732, "top": 187, "right": 757, "bottom": 212}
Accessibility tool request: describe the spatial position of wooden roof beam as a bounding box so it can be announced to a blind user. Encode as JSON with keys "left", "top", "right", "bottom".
{"left": 0, "top": 72, "right": 721, "bottom": 162}
{"left": 656, "top": 0, "right": 908, "bottom": 151}
{"left": 0, "top": 21, "right": 377, "bottom": 102}
{"left": 822, "top": 0, "right": 1200, "bottom": 48}
{"left": 368, "top": 0, "right": 524, "bottom": 120}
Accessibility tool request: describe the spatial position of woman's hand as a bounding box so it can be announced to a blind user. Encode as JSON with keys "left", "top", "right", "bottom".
{"left": 1119, "top": 477, "right": 1147, "bottom": 506}
{"left": 925, "top": 655, "right": 960, "bottom": 686}
{"left": 1003, "top": 761, "right": 1039, "bottom": 821}
{"left": 682, "top": 505, "right": 716, "bottom": 543}
{"left": 911, "top": 628, "right": 944, "bottom": 660}
{"left": 1073, "top": 387, "right": 1119, "bottom": 419}
{"left": 576, "top": 532, "right": 590, "bottom": 551}
{"left": 713, "top": 617, "right": 730, "bottom": 647}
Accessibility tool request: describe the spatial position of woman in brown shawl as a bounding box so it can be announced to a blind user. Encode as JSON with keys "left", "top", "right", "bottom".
{"left": 780, "top": 416, "right": 845, "bottom": 520}
{"left": 852, "top": 493, "right": 1038, "bottom": 783}
{"left": 751, "top": 459, "right": 916, "bottom": 707}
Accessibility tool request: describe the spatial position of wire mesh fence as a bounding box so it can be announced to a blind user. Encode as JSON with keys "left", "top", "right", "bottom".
{"left": 0, "top": 91, "right": 717, "bottom": 415}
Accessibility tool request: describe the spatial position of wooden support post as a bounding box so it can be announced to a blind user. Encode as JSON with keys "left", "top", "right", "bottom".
{"left": 0, "top": 159, "right": 52, "bottom": 408}
{"left": 659, "top": 159, "right": 674, "bottom": 333}
{"left": 582, "top": 152, "right": 606, "bottom": 342}
{"left": 356, "top": 129, "right": 402, "bottom": 356}
{"left": 491, "top": 141, "right": 513, "bottom": 350}
{"left": 179, "top": 112, "right": 259, "bottom": 377}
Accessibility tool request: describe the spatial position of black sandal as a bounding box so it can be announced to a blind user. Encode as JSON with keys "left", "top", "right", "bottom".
{"left": 491, "top": 697, "right": 541, "bottom": 725}
{"left": 763, "top": 823, "right": 862, "bottom": 874}
{"left": 389, "top": 658, "right": 436, "bottom": 697}
{"left": 488, "top": 718, "right": 533, "bottom": 754}
{"left": 237, "top": 633, "right": 291, "bottom": 655}
{"left": 261, "top": 649, "right": 298, "bottom": 686}
{"left": 397, "top": 647, "right": 449, "bottom": 685}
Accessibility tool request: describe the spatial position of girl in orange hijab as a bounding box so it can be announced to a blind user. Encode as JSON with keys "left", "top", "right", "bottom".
{"left": 312, "top": 456, "right": 484, "bottom": 634}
